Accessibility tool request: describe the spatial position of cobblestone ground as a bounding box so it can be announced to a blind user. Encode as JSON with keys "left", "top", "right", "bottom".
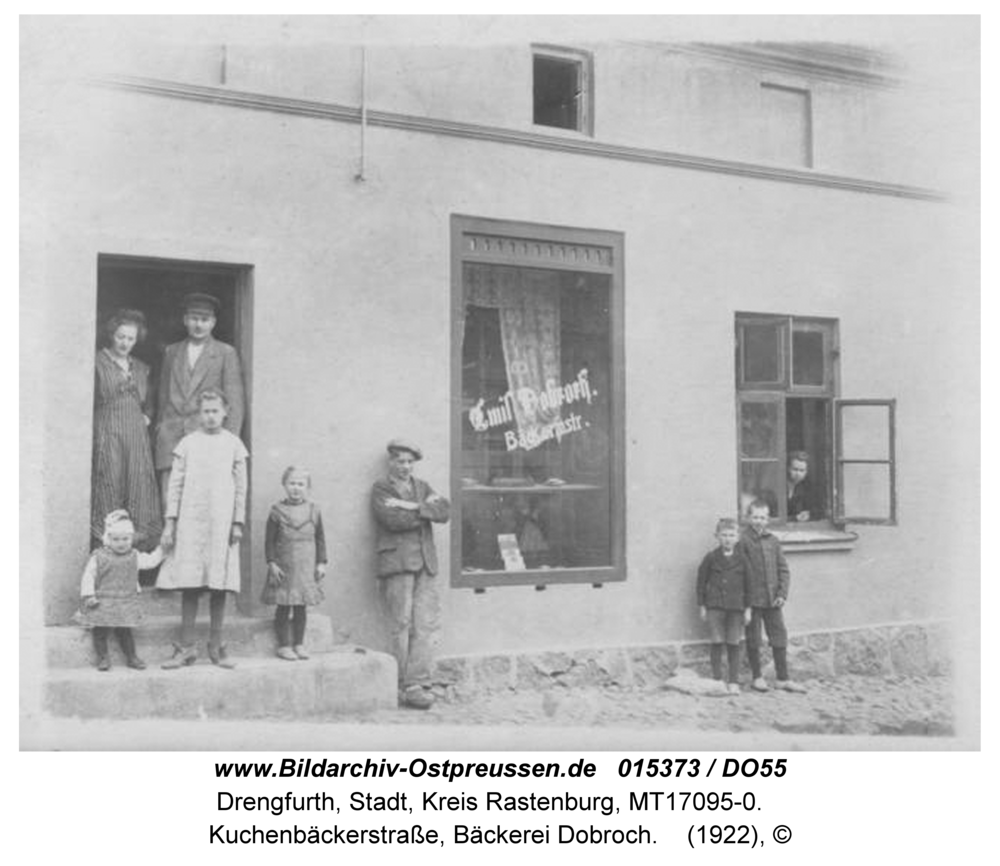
{"left": 347, "top": 675, "right": 955, "bottom": 736}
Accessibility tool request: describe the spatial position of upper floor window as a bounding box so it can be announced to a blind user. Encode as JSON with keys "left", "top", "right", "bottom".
{"left": 736, "top": 313, "right": 897, "bottom": 527}
{"left": 760, "top": 83, "right": 813, "bottom": 168}
{"left": 533, "top": 46, "right": 593, "bottom": 135}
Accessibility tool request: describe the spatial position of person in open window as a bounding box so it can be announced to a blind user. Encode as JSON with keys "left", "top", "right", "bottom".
{"left": 371, "top": 439, "right": 450, "bottom": 710}
{"left": 154, "top": 292, "right": 245, "bottom": 509}
{"left": 786, "top": 451, "right": 824, "bottom": 522}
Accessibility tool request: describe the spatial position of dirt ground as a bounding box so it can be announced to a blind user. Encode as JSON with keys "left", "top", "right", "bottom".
{"left": 349, "top": 675, "right": 955, "bottom": 737}
{"left": 24, "top": 673, "right": 966, "bottom": 751}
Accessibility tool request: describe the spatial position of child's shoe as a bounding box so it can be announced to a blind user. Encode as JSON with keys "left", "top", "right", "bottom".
{"left": 93, "top": 629, "right": 110, "bottom": 671}
{"left": 208, "top": 643, "right": 237, "bottom": 669}
{"left": 161, "top": 644, "right": 197, "bottom": 669}
{"left": 751, "top": 677, "right": 770, "bottom": 692}
{"left": 775, "top": 679, "right": 807, "bottom": 693}
{"left": 727, "top": 682, "right": 741, "bottom": 695}
{"left": 293, "top": 645, "right": 310, "bottom": 660}
{"left": 120, "top": 631, "right": 146, "bottom": 669}
{"left": 276, "top": 646, "right": 298, "bottom": 661}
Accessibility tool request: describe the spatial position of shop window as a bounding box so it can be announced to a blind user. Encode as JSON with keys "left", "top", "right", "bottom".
{"left": 533, "top": 46, "right": 592, "bottom": 135}
{"left": 452, "top": 217, "right": 624, "bottom": 589}
{"left": 735, "top": 313, "right": 896, "bottom": 527}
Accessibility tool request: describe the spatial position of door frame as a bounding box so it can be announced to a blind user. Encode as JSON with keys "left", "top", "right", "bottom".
{"left": 96, "top": 253, "right": 255, "bottom": 604}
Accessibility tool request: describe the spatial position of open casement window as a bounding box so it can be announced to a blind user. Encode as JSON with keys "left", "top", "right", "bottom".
{"left": 834, "top": 400, "right": 897, "bottom": 525}
{"left": 736, "top": 313, "right": 898, "bottom": 534}
{"left": 736, "top": 314, "right": 837, "bottom": 526}
{"left": 532, "top": 45, "right": 593, "bottom": 135}
{"left": 452, "top": 216, "right": 624, "bottom": 590}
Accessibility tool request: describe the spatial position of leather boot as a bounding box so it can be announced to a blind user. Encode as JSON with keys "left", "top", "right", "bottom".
{"left": 207, "top": 642, "right": 236, "bottom": 669}
{"left": 93, "top": 628, "right": 111, "bottom": 672}
{"left": 161, "top": 643, "right": 197, "bottom": 670}
{"left": 118, "top": 629, "right": 146, "bottom": 670}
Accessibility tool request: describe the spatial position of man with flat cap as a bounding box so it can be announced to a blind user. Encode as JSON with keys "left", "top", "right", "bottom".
{"left": 371, "top": 439, "right": 450, "bottom": 709}
{"left": 155, "top": 293, "right": 245, "bottom": 504}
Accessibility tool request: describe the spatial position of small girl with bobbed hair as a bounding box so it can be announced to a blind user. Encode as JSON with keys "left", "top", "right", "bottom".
{"left": 261, "top": 466, "right": 328, "bottom": 660}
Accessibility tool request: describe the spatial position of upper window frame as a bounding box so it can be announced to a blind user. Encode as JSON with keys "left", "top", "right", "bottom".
{"left": 735, "top": 311, "right": 897, "bottom": 532}
{"left": 760, "top": 81, "right": 814, "bottom": 169}
{"left": 736, "top": 313, "right": 839, "bottom": 397}
{"left": 735, "top": 312, "right": 839, "bottom": 527}
{"left": 531, "top": 44, "right": 594, "bottom": 137}
{"left": 450, "top": 215, "right": 625, "bottom": 590}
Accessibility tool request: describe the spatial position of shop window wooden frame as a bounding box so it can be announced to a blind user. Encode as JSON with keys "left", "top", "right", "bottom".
{"left": 450, "top": 215, "right": 625, "bottom": 590}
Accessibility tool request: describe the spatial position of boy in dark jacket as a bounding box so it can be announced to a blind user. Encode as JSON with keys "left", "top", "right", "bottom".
{"left": 697, "top": 518, "right": 751, "bottom": 695}
{"left": 371, "top": 439, "right": 450, "bottom": 710}
{"left": 740, "top": 500, "right": 806, "bottom": 692}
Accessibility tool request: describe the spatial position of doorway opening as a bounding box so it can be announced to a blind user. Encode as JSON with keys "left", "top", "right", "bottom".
{"left": 95, "top": 254, "right": 254, "bottom": 599}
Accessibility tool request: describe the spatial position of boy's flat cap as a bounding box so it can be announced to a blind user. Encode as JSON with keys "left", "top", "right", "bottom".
{"left": 386, "top": 439, "right": 423, "bottom": 460}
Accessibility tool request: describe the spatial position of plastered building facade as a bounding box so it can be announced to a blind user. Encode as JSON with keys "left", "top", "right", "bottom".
{"left": 23, "top": 26, "right": 978, "bottom": 672}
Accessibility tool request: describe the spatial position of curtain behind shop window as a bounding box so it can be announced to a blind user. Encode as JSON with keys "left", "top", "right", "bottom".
{"left": 465, "top": 264, "right": 562, "bottom": 443}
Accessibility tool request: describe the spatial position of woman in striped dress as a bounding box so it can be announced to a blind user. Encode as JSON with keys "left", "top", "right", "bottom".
{"left": 91, "top": 309, "right": 163, "bottom": 550}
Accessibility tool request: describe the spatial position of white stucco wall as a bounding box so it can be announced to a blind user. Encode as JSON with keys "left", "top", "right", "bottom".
{"left": 22, "top": 31, "right": 978, "bottom": 660}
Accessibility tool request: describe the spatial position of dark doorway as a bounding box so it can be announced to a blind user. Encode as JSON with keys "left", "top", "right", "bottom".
{"left": 95, "top": 254, "right": 254, "bottom": 599}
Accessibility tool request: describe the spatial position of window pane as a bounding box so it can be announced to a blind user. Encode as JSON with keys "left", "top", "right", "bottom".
{"left": 461, "top": 263, "right": 611, "bottom": 572}
{"left": 742, "top": 322, "right": 783, "bottom": 384}
{"left": 840, "top": 404, "right": 891, "bottom": 460}
{"left": 740, "top": 461, "right": 781, "bottom": 520}
{"left": 740, "top": 401, "right": 780, "bottom": 458}
{"left": 534, "top": 55, "right": 581, "bottom": 130}
{"left": 792, "top": 329, "right": 825, "bottom": 386}
{"left": 842, "top": 463, "right": 892, "bottom": 521}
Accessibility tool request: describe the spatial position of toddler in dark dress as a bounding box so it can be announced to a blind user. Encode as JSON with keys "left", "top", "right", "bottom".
{"left": 261, "top": 467, "right": 328, "bottom": 660}
{"left": 79, "top": 510, "right": 164, "bottom": 671}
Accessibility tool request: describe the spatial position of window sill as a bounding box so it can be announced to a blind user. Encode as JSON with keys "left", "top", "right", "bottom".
{"left": 531, "top": 122, "right": 594, "bottom": 139}
{"left": 461, "top": 482, "right": 601, "bottom": 494}
{"left": 454, "top": 565, "right": 623, "bottom": 591}
{"left": 770, "top": 525, "right": 858, "bottom": 553}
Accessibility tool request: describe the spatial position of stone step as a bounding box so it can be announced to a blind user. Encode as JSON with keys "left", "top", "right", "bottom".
{"left": 44, "top": 650, "right": 398, "bottom": 720}
{"left": 48, "top": 614, "right": 343, "bottom": 669}
{"left": 133, "top": 584, "right": 183, "bottom": 615}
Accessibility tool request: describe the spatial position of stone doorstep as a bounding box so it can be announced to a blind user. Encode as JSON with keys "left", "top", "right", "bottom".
{"left": 44, "top": 652, "right": 399, "bottom": 720}
{"left": 47, "top": 614, "right": 339, "bottom": 669}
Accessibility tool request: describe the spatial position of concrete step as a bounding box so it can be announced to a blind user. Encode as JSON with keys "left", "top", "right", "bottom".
{"left": 132, "top": 585, "right": 182, "bottom": 615}
{"left": 47, "top": 614, "right": 344, "bottom": 669}
{"left": 44, "top": 650, "right": 398, "bottom": 720}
